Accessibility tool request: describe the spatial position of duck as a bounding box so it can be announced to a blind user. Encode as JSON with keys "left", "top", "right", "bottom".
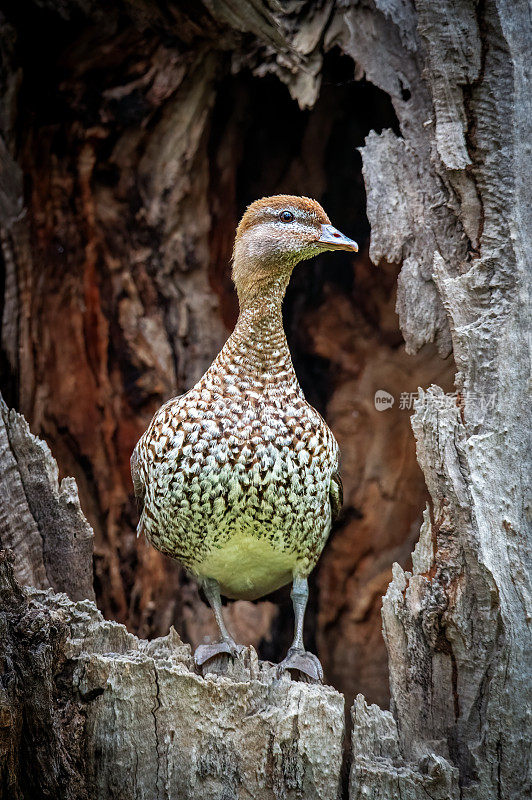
{"left": 131, "top": 195, "right": 358, "bottom": 681}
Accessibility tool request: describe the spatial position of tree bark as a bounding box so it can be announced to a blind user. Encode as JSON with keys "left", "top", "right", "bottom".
{"left": 0, "top": 397, "right": 94, "bottom": 600}
{"left": 0, "top": 1, "right": 530, "bottom": 799}
{"left": 0, "top": 549, "right": 345, "bottom": 800}
{"left": 350, "top": 0, "right": 531, "bottom": 798}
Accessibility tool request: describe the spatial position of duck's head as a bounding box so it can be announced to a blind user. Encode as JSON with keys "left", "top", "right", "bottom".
{"left": 232, "top": 195, "right": 358, "bottom": 304}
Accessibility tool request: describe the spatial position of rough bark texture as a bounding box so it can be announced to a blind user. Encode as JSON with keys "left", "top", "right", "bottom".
{"left": 0, "top": 550, "right": 89, "bottom": 800}
{"left": 0, "top": 548, "right": 345, "bottom": 800}
{"left": 0, "top": 1, "right": 530, "bottom": 799}
{"left": 0, "top": 397, "right": 94, "bottom": 601}
{"left": 350, "top": 0, "right": 531, "bottom": 798}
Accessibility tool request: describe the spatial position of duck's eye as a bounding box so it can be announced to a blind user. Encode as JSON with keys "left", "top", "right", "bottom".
{"left": 279, "top": 210, "right": 294, "bottom": 223}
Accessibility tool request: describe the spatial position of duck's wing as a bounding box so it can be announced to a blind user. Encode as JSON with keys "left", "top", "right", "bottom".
{"left": 130, "top": 441, "right": 147, "bottom": 538}
{"left": 130, "top": 443, "right": 145, "bottom": 510}
{"left": 131, "top": 394, "right": 185, "bottom": 534}
{"left": 330, "top": 471, "right": 343, "bottom": 522}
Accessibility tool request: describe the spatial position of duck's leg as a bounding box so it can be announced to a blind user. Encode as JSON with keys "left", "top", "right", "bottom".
{"left": 277, "top": 576, "right": 324, "bottom": 683}
{"left": 194, "top": 577, "right": 243, "bottom": 666}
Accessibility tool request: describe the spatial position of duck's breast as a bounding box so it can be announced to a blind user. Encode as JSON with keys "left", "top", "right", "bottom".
{"left": 196, "top": 529, "right": 298, "bottom": 599}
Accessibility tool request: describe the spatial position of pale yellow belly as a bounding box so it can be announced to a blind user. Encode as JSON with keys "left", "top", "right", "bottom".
{"left": 194, "top": 533, "right": 299, "bottom": 600}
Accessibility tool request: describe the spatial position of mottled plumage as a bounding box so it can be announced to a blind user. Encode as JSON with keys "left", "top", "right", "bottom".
{"left": 132, "top": 195, "right": 357, "bottom": 679}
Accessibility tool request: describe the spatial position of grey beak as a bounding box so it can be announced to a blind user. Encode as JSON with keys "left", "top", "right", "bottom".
{"left": 317, "top": 223, "right": 358, "bottom": 252}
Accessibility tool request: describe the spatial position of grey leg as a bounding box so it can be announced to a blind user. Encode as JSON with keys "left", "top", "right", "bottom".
{"left": 277, "top": 576, "right": 324, "bottom": 683}
{"left": 194, "top": 577, "right": 243, "bottom": 667}
{"left": 291, "top": 575, "right": 308, "bottom": 651}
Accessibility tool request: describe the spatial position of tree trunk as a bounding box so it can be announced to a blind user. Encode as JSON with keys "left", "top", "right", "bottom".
{"left": 0, "top": 1, "right": 530, "bottom": 799}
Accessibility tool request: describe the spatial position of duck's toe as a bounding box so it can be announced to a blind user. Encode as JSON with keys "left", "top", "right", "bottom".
{"left": 194, "top": 639, "right": 244, "bottom": 667}
{"left": 277, "top": 648, "right": 324, "bottom": 683}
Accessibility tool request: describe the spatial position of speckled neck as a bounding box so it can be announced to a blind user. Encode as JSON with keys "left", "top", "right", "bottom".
{"left": 211, "top": 276, "right": 299, "bottom": 388}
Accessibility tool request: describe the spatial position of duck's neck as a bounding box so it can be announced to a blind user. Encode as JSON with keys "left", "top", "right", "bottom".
{"left": 214, "top": 276, "right": 299, "bottom": 388}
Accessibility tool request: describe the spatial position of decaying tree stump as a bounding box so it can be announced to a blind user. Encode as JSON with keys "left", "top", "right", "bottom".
{"left": 0, "top": 1, "right": 530, "bottom": 799}
{"left": 0, "top": 552, "right": 345, "bottom": 800}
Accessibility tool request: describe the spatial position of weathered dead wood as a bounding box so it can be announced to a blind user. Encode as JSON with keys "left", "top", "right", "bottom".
{"left": 0, "top": 547, "right": 345, "bottom": 800}
{"left": 0, "top": 397, "right": 94, "bottom": 601}
{"left": 0, "top": 1, "right": 530, "bottom": 799}
{"left": 349, "top": 0, "right": 531, "bottom": 798}
{"left": 0, "top": 550, "right": 89, "bottom": 800}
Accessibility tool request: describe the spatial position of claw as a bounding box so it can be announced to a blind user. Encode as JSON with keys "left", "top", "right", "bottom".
{"left": 277, "top": 648, "right": 324, "bottom": 683}
{"left": 194, "top": 640, "right": 244, "bottom": 667}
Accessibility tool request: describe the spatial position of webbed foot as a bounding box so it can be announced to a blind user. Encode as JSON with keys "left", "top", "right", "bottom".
{"left": 194, "top": 639, "right": 244, "bottom": 667}
{"left": 277, "top": 647, "right": 324, "bottom": 683}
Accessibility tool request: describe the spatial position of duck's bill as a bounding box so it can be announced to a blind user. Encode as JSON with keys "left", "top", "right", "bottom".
{"left": 317, "top": 224, "right": 358, "bottom": 252}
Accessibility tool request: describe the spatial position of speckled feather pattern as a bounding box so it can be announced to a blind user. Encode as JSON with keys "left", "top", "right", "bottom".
{"left": 132, "top": 198, "right": 342, "bottom": 601}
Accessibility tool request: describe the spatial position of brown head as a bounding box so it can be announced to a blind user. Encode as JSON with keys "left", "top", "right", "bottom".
{"left": 232, "top": 195, "right": 358, "bottom": 305}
